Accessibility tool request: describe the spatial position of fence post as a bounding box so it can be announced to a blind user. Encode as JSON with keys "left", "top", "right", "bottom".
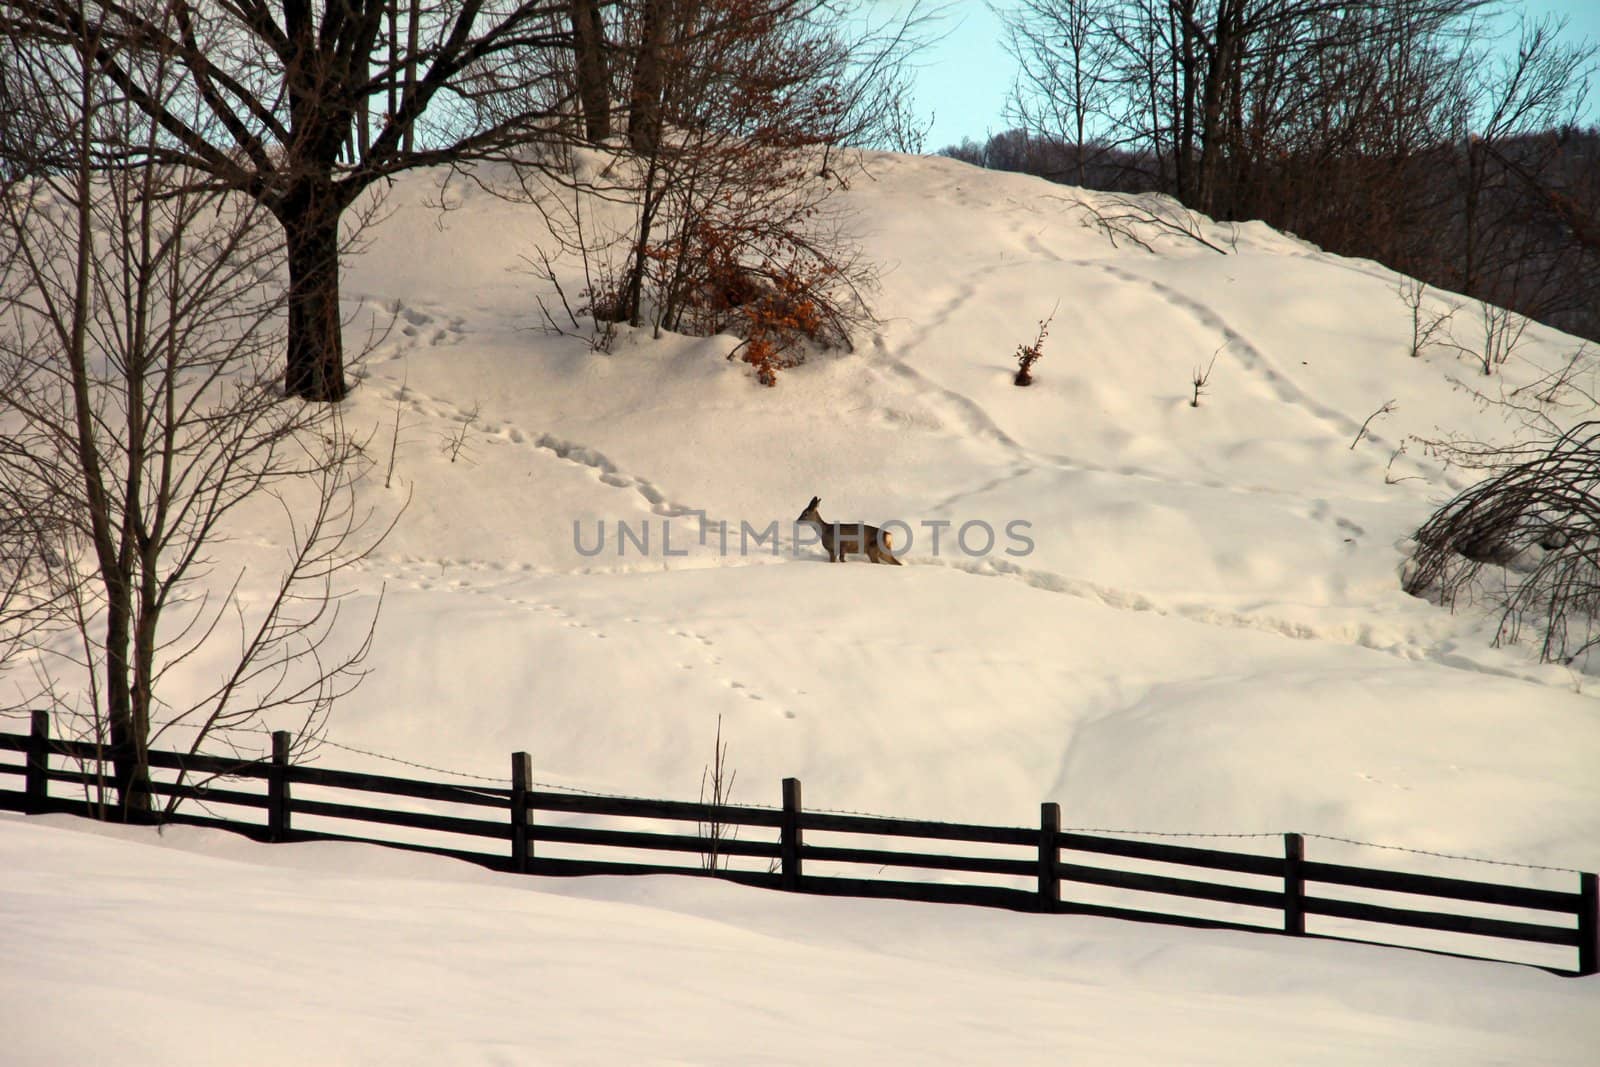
{"left": 26, "top": 710, "right": 49, "bottom": 814}
{"left": 781, "top": 777, "right": 803, "bottom": 892}
{"left": 1038, "top": 802, "right": 1061, "bottom": 913}
{"left": 1580, "top": 873, "right": 1598, "bottom": 977}
{"left": 511, "top": 752, "right": 533, "bottom": 874}
{"left": 267, "top": 731, "right": 292, "bottom": 843}
{"left": 1284, "top": 833, "right": 1306, "bottom": 935}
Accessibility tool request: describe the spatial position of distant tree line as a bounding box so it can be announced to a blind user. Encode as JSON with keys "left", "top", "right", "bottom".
{"left": 948, "top": 0, "right": 1600, "bottom": 344}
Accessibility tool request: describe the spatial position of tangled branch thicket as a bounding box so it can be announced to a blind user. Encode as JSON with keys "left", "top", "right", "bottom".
{"left": 1404, "top": 421, "right": 1600, "bottom": 663}
{"left": 523, "top": 0, "right": 919, "bottom": 385}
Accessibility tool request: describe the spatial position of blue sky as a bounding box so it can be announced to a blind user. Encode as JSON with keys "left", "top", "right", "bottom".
{"left": 915, "top": 1, "right": 1600, "bottom": 150}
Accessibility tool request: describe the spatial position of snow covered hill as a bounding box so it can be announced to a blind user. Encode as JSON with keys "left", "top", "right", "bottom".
{"left": 5, "top": 151, "right": 1599, "bottom": 1062}
{"left": 323, "top": 151, "right": 1600, "bottom": 864}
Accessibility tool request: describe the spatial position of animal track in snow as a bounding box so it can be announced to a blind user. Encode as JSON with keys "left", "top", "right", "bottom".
{"left": 1078, "top": 260, "right": 1425, "bottom": 476}
{"left": 350, "top": 297, "right": 469, "bottom": 366}
{"left": 666, "top": 627, "right": 789, "bottom": 715}
{"left": 867, "top": 259, "right": 1389, "bottom": 552}
{"left": 1356, "top": 771, "right": 1412, "bottom": 792}
{"left": 359, "top": 555, "right": 543, "bottom": 597}
{"left": 920, "top": 552, "right": 1555, "bottom": 689}
{"left": 867, "top": 262, "right": 1028, "bottom": 453}
{"left": 368, "top": 371, "right": 705, "bottom": 523}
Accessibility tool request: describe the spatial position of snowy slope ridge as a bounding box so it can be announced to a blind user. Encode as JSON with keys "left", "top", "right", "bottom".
{"left": 5, "top": 151, "right": 1599, "bottom": 1062}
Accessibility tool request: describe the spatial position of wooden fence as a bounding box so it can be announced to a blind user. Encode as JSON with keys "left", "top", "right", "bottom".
{"left": 2, "top": 713, "right": 1595, "bottom": 977}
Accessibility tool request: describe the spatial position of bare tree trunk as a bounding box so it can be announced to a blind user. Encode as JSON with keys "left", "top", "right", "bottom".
{"left": 571, "top": 0, "right": 611, "bottom": 142}
{"left": 625, "top": 156, "right": 662, "bottom": 326}
{"left": 629, "top": 0, "right": 667, "bottom": 155}
{"left": 102, "top": 598, "right": 152, "bottom": 817}
{"left": 282, "top": 192, "right": 349, "bottom": 402}
{"left": 1192, "top": 0, "right": 1246, "bottom": 216}
{"left": 404, "top": 0, "right": 420, "bottom": 153}
{"left": 1462, "top": 137, "right": 1483, "bottom": 292}
{"left": 356, "top": 48, "right": 371, "bottom": 158}
{"left": 387, "top": 2, "right": 399, "bottom": 123}
{"left": 1174, "top": 0, "right": 1196, "bottom": 201}
{"left": 61, "top": 26, "right": 154, "bottom": 817}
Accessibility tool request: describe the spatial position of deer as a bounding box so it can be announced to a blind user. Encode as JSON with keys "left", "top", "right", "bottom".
{"left": 796, "top": 496, "right": 902, "bottom": 565}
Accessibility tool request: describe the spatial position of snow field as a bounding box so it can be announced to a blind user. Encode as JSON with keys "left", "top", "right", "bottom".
{"left": 6, "top": 150, "right": 1600, "bottom": 1061}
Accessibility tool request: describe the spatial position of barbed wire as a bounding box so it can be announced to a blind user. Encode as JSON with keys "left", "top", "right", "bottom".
{"left": 311, "top": 736, "right": 767, "bottom": 806}
{"left": 808, "top": 804, "right": 916, "bottom": 820}
{"left": 313, "top": 737, "right": 512, "bottom": 785}
{"left": 806, "top": 802, "right": 1282, "bottom": 839}
{"left": 1300, "top": 832, "right": 1585, "bottom": 875}
{"left": 1063, "top": 827, "right": 1284, "bottom": 842}
{"left": 795, "top": 805, "right": 1583, "bottom": 874}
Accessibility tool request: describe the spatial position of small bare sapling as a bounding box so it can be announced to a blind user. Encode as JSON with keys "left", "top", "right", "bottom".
{"left": 1397, "top": 277, "right": 1452, "bottom": 358}
{"left": 1350, "top": 399, "right": 1397, "bottom": 450}
{"left": 1384, "top": 440, "right": 1423, "bottom": 485}
{"left": 385, "top": 371, "right": 408, "bottom": 490}
{"left": 699, "top": 714, "right": 738, "bottom": 872}
{"left": 440, "top": 401, "right": 481, "bottom": 464}
{"left": 1014, "top": 303, "right": 1058, "bottom": 386}
{"left": 1478, "top": 301, "right": 1529, "bottom": 376}
{"left": 1514, "top": 343, "right": 1593, "bottom": 407}
{"left": 1191, "top": 346, "right": 1221, "bottom": 407}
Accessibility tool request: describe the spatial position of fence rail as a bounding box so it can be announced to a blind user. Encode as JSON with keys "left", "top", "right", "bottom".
{"left": 2, "top": 713, "right": 1595, "bottom": 977}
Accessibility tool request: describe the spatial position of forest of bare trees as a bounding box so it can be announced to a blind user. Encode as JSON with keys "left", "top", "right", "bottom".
{"left": 956, "top": 0, "right": 1600, "bottom": 345}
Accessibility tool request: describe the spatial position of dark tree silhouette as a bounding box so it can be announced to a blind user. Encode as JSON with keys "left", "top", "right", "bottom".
{"left": 0, "top": 0, "right": 600, "bottom": 401}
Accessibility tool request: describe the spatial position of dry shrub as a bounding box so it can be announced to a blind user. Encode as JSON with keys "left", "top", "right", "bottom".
{"left": 661, "top": 216, "right": 858, "bottom": 385}
{"left": 1405, "top": 420, "right": 1600, "bottom": 662}
{"left": 1014, "top": 305, "right": 1056, "bottom": 386}
{"left": 730, "top": 258, "right": 834, "bottom": 386}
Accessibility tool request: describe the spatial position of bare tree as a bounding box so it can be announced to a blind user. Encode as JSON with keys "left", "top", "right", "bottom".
{"left": 0, "top": 0, "right": 611, "bottom": 402}
{"left": 998, "top": 1, "right": 1499, "bottom": 207}
{"left": 0, "top": 13, "right": 393, "bottom": 819}
{"left": 627, "top": 0, "right": 668, "bottom": 154}
{"left": 0, "top": 402, "right": 69, "bottom": 692}
{"left": 1447, "top": 16, "right": 1599, "bottom": 334}
{"left": 1001, "top": 0, "right": 1118, "bottom": 185}
{"left": 1457, "top": 17, "right": 1590, "bottom": 285}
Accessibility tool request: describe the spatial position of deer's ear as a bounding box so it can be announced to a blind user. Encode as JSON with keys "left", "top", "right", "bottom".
{"left": 808, "top": 496, "right": 821, "bottom": 509}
